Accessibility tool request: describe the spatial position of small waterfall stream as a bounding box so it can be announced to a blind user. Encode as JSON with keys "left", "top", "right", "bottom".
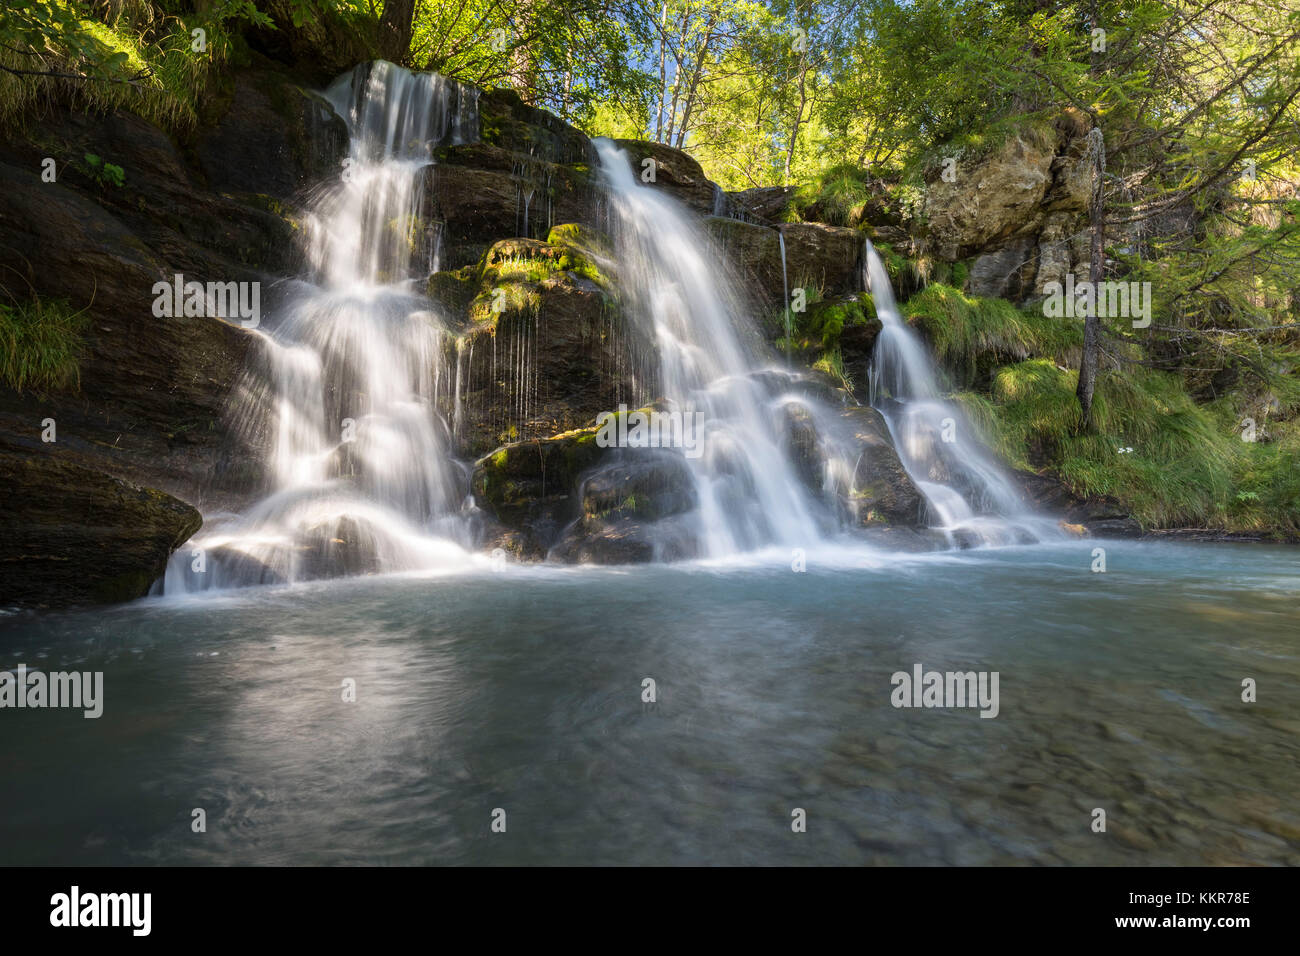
{"left": 594, "top": 139, "right": 826, "bottom": 557}
{"left": 863, "top": 242, "right": 1056, "bottom": 545}
{"left": 161, "top": 62, "right": 477, "bottom": 592}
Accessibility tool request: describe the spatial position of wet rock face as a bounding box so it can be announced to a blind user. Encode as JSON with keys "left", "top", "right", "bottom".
{"left": 470, "top": 427, "right": 608, "bottom": 558}
{"left": 0, "top": 153, "right": 268, "bottom": 509}
{"left": 834, "top": 406, "right": 925, "bottom": 526}
{"left": 432, "top": 231, "right": 647, "bottom": 459}
{"left": 0, "top": 446, "right": 201, "bottom": 606}
{"left": 471, "top": 413, "right": 704, "bottom": 563}
{"left": 1015, "top": 470, "right": 1143, "bottom": 538}
{"left": 703, "top": 217, "right": 863, "bottom": 310}
{"left": 425, "top": 148, "right": 596, "bottom": 265}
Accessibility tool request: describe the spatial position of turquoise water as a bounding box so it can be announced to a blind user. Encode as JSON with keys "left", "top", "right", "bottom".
{"left": 2, "top": 540, "right": 1297, "bottom": 865}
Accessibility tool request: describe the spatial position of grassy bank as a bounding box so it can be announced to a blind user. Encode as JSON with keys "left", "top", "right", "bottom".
{"left": 901, "top": 284, "right": 1300, "bottom": 536}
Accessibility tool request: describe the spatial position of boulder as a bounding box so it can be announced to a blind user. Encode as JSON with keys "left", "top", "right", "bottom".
{"left": 549, "top": 453, "right": 700, "bottom": 563}
{"left": 0, "top": 444, "right": 201, "bottom": 606}
{"left": 728, "top": 185, "right": 795, "bottom": 223}
{"left": 470, "top": 425, "right": 608, "bottom": 557}
{"left": 834, "top": 406, "right": 924, "bottom": 526}
{"left": 612, "top": 139, "right": 719, "bottom": 215}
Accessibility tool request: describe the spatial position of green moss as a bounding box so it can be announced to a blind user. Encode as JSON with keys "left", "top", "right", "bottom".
{"left": 428, "top": 265, "right": 478, "bottom": 317}
{"left": 545, "top": 223, "right": 609, "bottom": 284}
{"left": 0, "top": 297, "right": 90, "bottom": 394}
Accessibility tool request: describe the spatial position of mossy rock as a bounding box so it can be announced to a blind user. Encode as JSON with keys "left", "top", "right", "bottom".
{"left": 427, "top": 265, "right": 479, "bottom": 319}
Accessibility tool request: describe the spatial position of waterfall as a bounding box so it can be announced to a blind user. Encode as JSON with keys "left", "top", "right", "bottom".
{"left": 863, "top": 242, "right": 1056, "bottom": 545}
{"left": 593, "top": 139, "right": 827, "bottom": 557}
{"left": 778, "top": 229, "right": 791, "bottom": 366}
{"left": 160, "top": 62, "right": 477, "bottom": 593}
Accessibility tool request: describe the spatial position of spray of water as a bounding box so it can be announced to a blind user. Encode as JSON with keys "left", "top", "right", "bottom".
{"left": 863, "top": 241, "right": 1057, "bottom": 545}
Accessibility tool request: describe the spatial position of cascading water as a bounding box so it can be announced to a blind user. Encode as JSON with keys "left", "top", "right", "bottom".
{"left": 160, "top": 62, "right": 478, "bottom": 592}
{"left": 863, "top": 241, "right": 1057, "bottom": 545}
{"left": 593, "top": 139, "right": 828, "bottom": 557}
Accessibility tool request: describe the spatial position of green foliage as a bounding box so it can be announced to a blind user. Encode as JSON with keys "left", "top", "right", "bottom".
{"left": 82, "top": 151, "right": 124, "bottom": 187}
{"left": 955, "top": 356, "right": 1299, "bottom": 534}
{"left": 0, "top": 1, "right": 267, "bottom": 132}
{"left": 410, "top": 0, "right": 653, "bottom": 130}
{"left": 789, "top": 163, "right": 872, "bottom": 226}
{"left": 0, "top": 295, "right": 90, "bottom": 394}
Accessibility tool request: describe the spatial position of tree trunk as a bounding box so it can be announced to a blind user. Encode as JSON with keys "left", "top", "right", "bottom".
{"left": 654, "top": 3, "right": 667, "bottom": 142}
{"left": 379, "top": 0, "right": 416, "bottom": 64}
{"left": 1076, "top": 126, "right": 1105, "bottom": 430}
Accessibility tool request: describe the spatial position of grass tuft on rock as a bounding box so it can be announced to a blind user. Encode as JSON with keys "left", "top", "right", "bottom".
{"left": 0, "top": 296, "right": 90, "bottom": 394}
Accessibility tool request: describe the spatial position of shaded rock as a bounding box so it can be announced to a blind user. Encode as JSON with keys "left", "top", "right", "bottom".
{"left": 0, "top": 160, "right": 265, "bottom": 507}
{"left": 0, "top": 106, "right": 302, "bottom": 279}
{"left": 195, "top": 66, "right": 348, "bottom": 201}
{"left": 779, "top": 223, "right": 863, "bottom": 298}
{"left": 727, "top": 185, "right": 794, "bottom": 223}
{"left": 702, "top": 218, "right": 863, "bottom": 311}
{"left": 479, "top": 88, "right": 592, "bottom": 166}
{"left": 968, "top": 235, "right": 1038, "bottom": 300}
{"left": 549, "top": 453, "right": 700, "bottom": 563}
{"left": 703, "top": 217, "right": 782, "bottom": 309}
{"left": 444, "top": 237, "right": 642, "bottom": 457}
{"left": 425, "top": 145, "right": 596, "bottom": 260}
{"left": 1015, "top": 469, "right": 1143, "bottom": 537}
{"left": 550, "top": 512, "right": 699, "bottom": 564}
{"left": 470, "top": 426, "right": 608, "bottom": 556}
{"left": 243, "top": 4, "right": 384, "bottom": 85}
{"left": 0, "top": 444, "right": 200, "bottom": 606}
